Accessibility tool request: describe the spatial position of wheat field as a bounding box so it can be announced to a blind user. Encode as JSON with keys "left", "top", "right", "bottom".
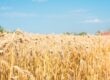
{"left": 0, "top": 30, "right": 110, "bottom": 80}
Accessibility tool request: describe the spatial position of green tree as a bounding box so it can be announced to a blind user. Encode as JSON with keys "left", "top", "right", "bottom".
{"left": 95, "top": 30, "right": 101, "bottom": 35}
{"left": 78, "top": 32, "right": 87, "bottom": 35}
{"left": 63, "top": 32, "right": 74, "bottom": 35}
{"left": 0, "top": 25, "right": 5, "bottom": 33}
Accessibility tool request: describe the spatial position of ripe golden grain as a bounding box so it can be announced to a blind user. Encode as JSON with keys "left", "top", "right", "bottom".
{"left": 0, "top": 31, "right": 110, "bottom": 80}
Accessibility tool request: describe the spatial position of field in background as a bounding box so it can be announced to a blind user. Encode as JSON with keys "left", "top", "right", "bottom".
{"left": 0, "top": 31, "right": 110, "bottom": 80}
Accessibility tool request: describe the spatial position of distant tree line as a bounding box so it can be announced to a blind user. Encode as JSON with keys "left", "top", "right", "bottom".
{"left": 63, "top": 32, "right": 87, "bottom": 36}
{"left": 0, "top": 25, "right": 110, "bottom": 34}
{"left": 63, "top": 28, "right": 110, "bottom": 35}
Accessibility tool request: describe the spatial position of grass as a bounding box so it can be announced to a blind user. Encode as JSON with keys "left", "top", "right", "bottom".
{"left": 0, "top": 31, "right": 110, "bottom": 80}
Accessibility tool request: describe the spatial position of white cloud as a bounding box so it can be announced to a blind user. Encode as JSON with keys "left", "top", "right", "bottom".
{"left": 32, "top": 0, "right": 48, "bottom": 3}
{"left": 82, "top": 18, "right": 103, "bottom": 24}
{"left": 0, "top": 12, "right": 37, "bottom": 17}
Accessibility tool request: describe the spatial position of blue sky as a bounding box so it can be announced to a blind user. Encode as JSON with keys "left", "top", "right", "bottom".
{"left": 0, "top": 0, "right": 110, "bottom": 34}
